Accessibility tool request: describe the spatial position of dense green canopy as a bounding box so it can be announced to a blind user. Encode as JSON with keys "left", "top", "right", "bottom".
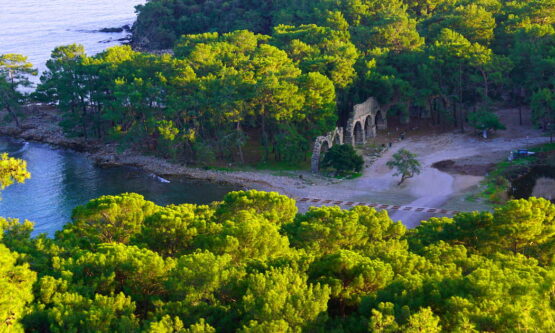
{"left": 22, "top": 0, "right": 552, "bottom": 165}
{"left": 2, "top": 189, "right": 555, "bottom": 331}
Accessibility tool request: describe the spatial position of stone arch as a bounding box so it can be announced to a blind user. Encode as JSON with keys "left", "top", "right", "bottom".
{"left": 311, "top": 129, "right": 340, "bottom": 172}
{"left": 333, "top": 127, "right": 344, "bottom": 145}
{"left": 334, "top": 133, "right": 342, "bottom": 145}
{"left": 320, "top": 140, "right": 330, "bottom": 156}
{"left": 353, "top": 121, "right": 364, "bottom": 145}
{"left": 364, "top": 115, "right": 376, "bottom": 139}
{"left": 311, "top": 96, "right": 388, "bottom": 173}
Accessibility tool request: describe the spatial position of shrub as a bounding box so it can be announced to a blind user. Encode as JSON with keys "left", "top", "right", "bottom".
{"left": 321, "top": 144, "right": 363, "bottom": 176}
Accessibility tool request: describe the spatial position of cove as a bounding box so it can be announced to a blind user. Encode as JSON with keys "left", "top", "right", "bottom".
{"left": 0, "top": 137, "right": 239, "bottom": 236}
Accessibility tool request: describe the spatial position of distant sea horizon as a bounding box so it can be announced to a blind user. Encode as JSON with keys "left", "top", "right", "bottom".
{"left": 0, "top": 0, "right": 145, "bottom": 81}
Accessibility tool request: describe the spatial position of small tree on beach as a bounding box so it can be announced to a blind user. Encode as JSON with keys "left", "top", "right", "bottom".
{"left": 387, "top": 149, "right": 421, "bottom": 186}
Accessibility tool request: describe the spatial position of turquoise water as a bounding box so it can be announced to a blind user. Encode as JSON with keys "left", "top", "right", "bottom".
{"left": 0, "top": 138, "right": 238, "bottom": 235}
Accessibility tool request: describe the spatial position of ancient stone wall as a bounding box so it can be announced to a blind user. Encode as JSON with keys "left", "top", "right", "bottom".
{"left": 311, "top": 97, "right": 386, "bottom": 172}
{"left": 310, "top": 127, "right": 343, "bottom": 172}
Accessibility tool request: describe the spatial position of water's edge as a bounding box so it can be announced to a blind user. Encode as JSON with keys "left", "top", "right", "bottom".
{"left": 0, "top": 136, "right": 242, "bottom": 235}
{"left": 0, "top": 107, "right": 272, "bottom": 192}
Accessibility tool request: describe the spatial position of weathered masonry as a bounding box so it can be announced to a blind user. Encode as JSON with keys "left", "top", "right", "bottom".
{"left": 311, "top": 97, "right": 387, "bottom": 173}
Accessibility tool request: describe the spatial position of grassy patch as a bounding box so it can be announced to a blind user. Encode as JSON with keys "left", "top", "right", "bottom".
{"left": 198, "top": 159, "right": 310, "bottom": 173}
{"left": 531, "top": 143, "right": 555, "bottom": 153}
{"left": 478, "top": 142, "right": 555, "bottom": 205}
{"left": 465, "top": 194, "right": 478, "bottom": 202}
{"left": 201, "top": 165, "right": 236, "bottom": 172}
{"left": 254, "top": 160, "right": 310, "bottom": 172}
{"left": 480, "top": 157, "right": 533, "bottom": 205}
{"left": 344, "top": 172, "right": 363, "bottom": 180}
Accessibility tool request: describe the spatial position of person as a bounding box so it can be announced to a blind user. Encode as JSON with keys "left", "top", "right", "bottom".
{"left": 388, "top": 142, "right": 392, "bottom": 148}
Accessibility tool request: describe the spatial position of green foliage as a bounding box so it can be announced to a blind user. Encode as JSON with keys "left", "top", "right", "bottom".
{"left": 285, "top": 205, "right": 405, "bottom": 256}
{"left": 309, "top": 250, "right": 394, "bottom": 314}
{"left": 271, "top": 24, "right": 359, "bottom": 89}
{"left": 166, "top": 251, "right": 241, "bottom": 304}
{"left": 0, "top": 153, "right": 30, "bottom": 192}
{"left": 0, "top": 243, "right": 36, "bottom": 332}
{"left": 204, "top": 210, "right": 292, "bottom": 262}
{"left": 240, "top": 267, "right": 330, "bottom": 330}
{"left": 0, "top": 54, "right": 37, "bottom": 127}
{"left": 56, "top": 193, "right": 158, "bottom": 249}
{"left": 5, "top": 0, "right": 555, "bottom": 330}
{"left": 35, "top": 0, "right": 555, "bottom": 166}
{"left": 403, "top": 307, "right": 442, "bottom": 333}
{"left": 215, "top": 190, "right": 297, "bottom": 226}
{"left": 41, "top": 292, "right": 139, "bottom": 333}
{"left": 136, "top": 204, "right": 214, "bottom": 257}
{"left": 59, "top": 243, "right": 172, "bottom": 302}
{"left": 531, "top": 88, "right": 555, "bottom": 134}
{"left": 4, "top": 188, "right": 555, "bottom": 331}
{"left": 38, "top": 33, "right": 337, "bottom": 164}
{"left": 386, "top": 149, "right": 421, "bottom": 185}
{"left": 468, "top": 110, "right": 506, "bottom": 137}
{"left": 321, "top": 144, "right": 364, "bottom": 176}
{"left": 411, "top": 197, "right": 555, "bottom": 262}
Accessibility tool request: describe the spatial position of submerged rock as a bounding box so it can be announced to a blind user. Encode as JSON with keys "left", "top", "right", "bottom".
{"left": 99, "top": 27, "right": 124, "bottom": 33}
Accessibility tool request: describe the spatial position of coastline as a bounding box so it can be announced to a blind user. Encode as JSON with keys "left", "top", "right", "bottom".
{"left": 0, "top": 106, "right": 302, "bottom": 195}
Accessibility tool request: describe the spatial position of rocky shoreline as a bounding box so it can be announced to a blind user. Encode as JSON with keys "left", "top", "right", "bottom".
{"left": 0, "top": 106, "right": 302, "bottom": 194}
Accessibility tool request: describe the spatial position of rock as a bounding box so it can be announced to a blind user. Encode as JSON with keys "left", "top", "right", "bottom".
{"left": 99, "top": 27, "right": 124, "bottom": 33}
{"left": 94, "top": 155, "right": 120, "bottom": 168}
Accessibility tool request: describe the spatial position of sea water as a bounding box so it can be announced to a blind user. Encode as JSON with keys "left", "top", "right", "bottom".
{"left": 0, "top": 0, "right": 145, "bottom": 78}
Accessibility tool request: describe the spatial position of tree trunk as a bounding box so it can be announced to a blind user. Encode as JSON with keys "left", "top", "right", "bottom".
{"left": 481, "top": 69, "right": 489, "bottom": 100}
{"left": 398, "top": 174, "right": 409, "bottom": 186}
{"left": 236, "top": 123, "right": 245, "bottom": 164}
{"left": 5, "top": 105, "right": 21, "bottom": 128}
{"left": 459, "top": 104, "right": 465, "bottom": 133}
{"left": 452, "top": 103, "right": 458, "bottom": 128}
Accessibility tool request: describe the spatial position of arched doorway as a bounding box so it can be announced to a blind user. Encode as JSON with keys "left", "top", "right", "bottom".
{"left": 364, "top": 116, "right": 375, "bottom": 139}
{"left": 375, "top": 110, "right": 386, "bottom": 130}
{"left": 354, "top": 121, "right": 364, "bottom": 145}
{"left": 334, "top": 133, "right": 342, "bottom": 145}
{"left": 320, "top": 140, "right": 330, "bottom": 160}
{"left": 311, "top": 139, "right": 331, "bottom": 173}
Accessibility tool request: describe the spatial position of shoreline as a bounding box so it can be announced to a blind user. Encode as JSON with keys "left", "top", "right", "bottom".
{"left": 0, "top": 106, "right": 297, "bottom": 195}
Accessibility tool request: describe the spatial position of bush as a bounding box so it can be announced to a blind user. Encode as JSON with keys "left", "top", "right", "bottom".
{"left": 468, "top": 110, "right": 506, "bottom": 138}
{"left": 321, "top": 145, "right": 363, "bottom": 176}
